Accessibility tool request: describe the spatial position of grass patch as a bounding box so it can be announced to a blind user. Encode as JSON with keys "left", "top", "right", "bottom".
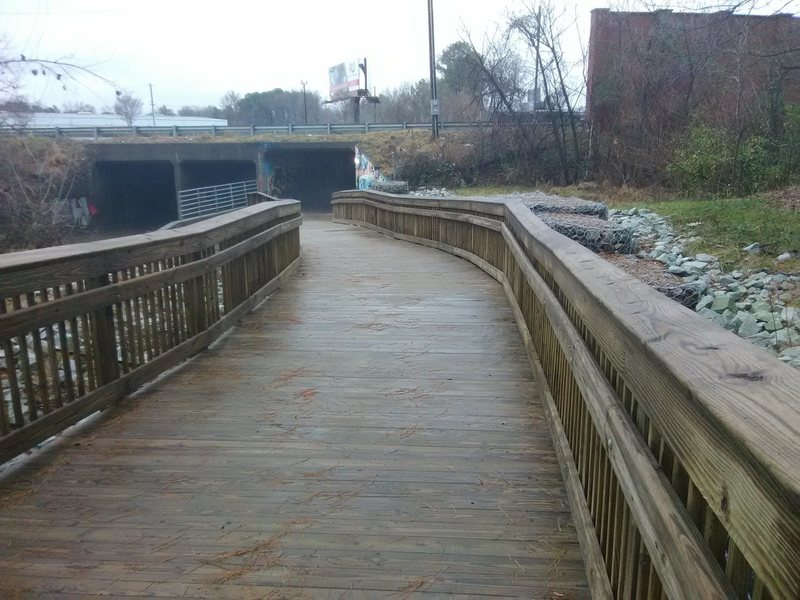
{"left": 614, "top": 197, "right": 800, "bottom": 273}
{"left": 460, "top": 184, "right": 799, "bottom": 275}
{"left": 548, "top": 184, "right": 670, "bottom": 206}
{"left": 454, "top": 184, "right": 539, "bottom": 196}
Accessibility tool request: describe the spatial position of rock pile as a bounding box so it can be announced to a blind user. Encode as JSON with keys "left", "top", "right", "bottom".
{"left": 536, "top": 212, "right": 637, "bottom": 254}
{"left": 608, "top": 208, "right": 800, "bottom": 369}
{"left": 409, "top": 187, "right": 451, "bottom": 197}
{"left": 399, "top": 191, "right": 800, "bottom": 369}
{"left": 372, "top": 180, "right": 409, "bottom": 195}
{"left": 515, "top": 192, "right": 635, "bottom": 254}
{"left": 695, "top": 272, "right": 800, "bottom": 365}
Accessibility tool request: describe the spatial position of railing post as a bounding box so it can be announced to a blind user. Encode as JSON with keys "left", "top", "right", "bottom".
{"left": 184, "top": 251, "right": 208, "bottom": 338}
{"left": 288, "top": 123, "right": 294, "bottom": 134}
{"left": 90, "top": 274, "right": 120, "bottom": 386}
{"left": 327, "top": 123, "right": 332, "bottom": 135}
{"left": 250, "top": 125, "right": 255, "bottom": 137}
{"left": 211, "top": 125, "right": 217, "bottom": 137}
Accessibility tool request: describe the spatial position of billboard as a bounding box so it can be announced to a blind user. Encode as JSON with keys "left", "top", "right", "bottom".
{"left": 329, "top": 60, "right": 361, "bottom": 98}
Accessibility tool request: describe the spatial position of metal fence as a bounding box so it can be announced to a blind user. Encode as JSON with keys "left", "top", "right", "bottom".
{"left": 0, "top": 122, "right": 488, "bottom": 140}
{"left": 177, "top": 180, "right": 257, "bottom": 220}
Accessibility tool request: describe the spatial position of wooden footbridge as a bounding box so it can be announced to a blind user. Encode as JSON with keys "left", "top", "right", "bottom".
{"left": 0, "top": 192, "right": 798, "bottom": 599}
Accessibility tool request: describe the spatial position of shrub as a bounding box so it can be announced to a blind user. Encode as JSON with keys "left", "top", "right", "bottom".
{"left": 667, "top": 113, "right": 800, "bottom": 196}
{"left": 0, "top": 137, "right": 86, "bottom": 251}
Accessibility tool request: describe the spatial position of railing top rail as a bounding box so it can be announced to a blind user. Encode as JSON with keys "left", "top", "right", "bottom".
{"left": 503, "top": 200, "right": 800, "bottom": 490}
{"left": 334, "top": 189, "right": 800, "bottom": 489}
{"left": 0, "top": 200, "right": 300, "bottom": 297}
{"left": 331, "top": 188, "right": 800, "bottom": 598}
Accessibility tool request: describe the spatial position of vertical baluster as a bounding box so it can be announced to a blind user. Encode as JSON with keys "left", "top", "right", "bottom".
{"left": 120, "top": 270, "right": 141, "bottom": 369}
{"left": 39, "top": 288, "right": 63, "bottom": 409}
{"left": 77, "top": 281, "right": 98, "bottom": 391}
{"left": 144, "top": 264, "right": 162, "bottom": 357}
{"left": 26, "top": 293, "right": 51, "bottom": 415}
{"left": 603, "top": 464, "right": 616, "bottom": 573}
{"left": 167, "top": 258, "right": 183, "bottom": 344}
{"left": 703, "top": 506, "right": 728, "bottom": 568}
{"left": 65, "top": 284, "right": 87, "bottom": 397}
{"left": 622, "top": 514, "right": 642, "bottom": 598}
{"left": 725, "top": 539, "right": 751, "bottom": 599}
{"left": 613, "top": 492, "right": 630, "bottom": 596}
{"left": 646, "top": 563, "right": 663, "bottom": 599}
{"left": 52, "top": 286, "right": 75, "bottom": 404}
{"left": 0, "top": 299, "right": 21, "bottom": 432}
{"left": 634, "top": 540, "right": 651, "bottom": 600}
{"left": 751, "top": 577, "right": 771, "bottom": 600}
{"left": 110, "top": 273, "right": 129, "bottom": 375}
{"left": 89, "top": 274, "right": 120, "bottom": 387}
{"left": 12, "top": 297, "right": 36, "bottom": 422}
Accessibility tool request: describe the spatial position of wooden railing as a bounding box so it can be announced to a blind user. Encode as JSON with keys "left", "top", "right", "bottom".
{"left": 0, "top": 201, "right": 302, "bottom": 463}
{"left": 332, "top": 190, "right": 800, "bottom": 600}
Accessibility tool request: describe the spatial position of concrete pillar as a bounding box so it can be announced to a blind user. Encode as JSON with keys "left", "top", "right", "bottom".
{"left": 173, "top": 160, "right": 184, "bottom": 218}
{"left": 256, "top": 155, "right": 266, "bottom": 193}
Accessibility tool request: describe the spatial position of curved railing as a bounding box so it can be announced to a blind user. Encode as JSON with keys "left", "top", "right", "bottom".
{"left": 332, "top": 189, "right": 800, "bottom": 600}
{"left": 0, "top": 201, "right": 302, "bottom": 463}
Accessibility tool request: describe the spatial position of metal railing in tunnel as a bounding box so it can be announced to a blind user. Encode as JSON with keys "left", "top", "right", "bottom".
{"left": 177, "top": 180, "right": 257, "bottom": 220}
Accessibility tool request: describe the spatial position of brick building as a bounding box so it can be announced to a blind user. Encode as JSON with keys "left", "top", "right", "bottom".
{"left": 586, "top": 8, "right": 800, "bottom": 179}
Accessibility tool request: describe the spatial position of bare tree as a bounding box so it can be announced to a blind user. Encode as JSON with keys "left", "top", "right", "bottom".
{"left": 62, "top": 101, "right": 95, "bottom": 113}
{"left": 114, "top": 93, "right": 142, "bottom": 126}
{"left": 220, "top": 90, "right": 241, "bottom": 123}
{"left": 510, "top": 1, "right": 587, "bottom": 183}
{"left": 0, "top": 39, "right": 111, "bottom": 250}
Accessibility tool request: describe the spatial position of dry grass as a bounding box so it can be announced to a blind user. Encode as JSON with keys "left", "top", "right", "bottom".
{"left": 294, "top": 388, "right": 317, "bottom": 401}
{"left": 205, "top": 527, "right": 291, "bottom": 584}
{"left": 393, "top": 575, "right": 433, "bottom": 597}
{"left": 262, "top": 367, "right": 309, "bottom": 391}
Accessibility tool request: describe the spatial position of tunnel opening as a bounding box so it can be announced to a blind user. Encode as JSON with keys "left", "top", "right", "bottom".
{"left": 180, "top": 160, "right": 257, "bottom": 190}
{"left": 263, "top": 148, "right": 355, "bottom": 212}
{"left": 93, "top": 161, "right": 177, "bottom": 232}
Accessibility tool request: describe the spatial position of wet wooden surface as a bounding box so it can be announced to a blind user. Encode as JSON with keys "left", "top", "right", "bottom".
{"left": 0, "top": 216, "right": 588, "bottom": 599}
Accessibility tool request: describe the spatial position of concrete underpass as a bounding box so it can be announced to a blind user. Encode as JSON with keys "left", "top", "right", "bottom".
{"left": 92, "top": 161, "right": 177, "bottom": 231}
{"left": 88, "top": 142, "right": 357, "bottom": 231}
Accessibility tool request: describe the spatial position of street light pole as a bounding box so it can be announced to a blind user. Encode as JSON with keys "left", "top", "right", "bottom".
{"left": 148, "top": 83, "right": 156, "bottom": 127}
{"left": 427, "top": 0, "right": 439, "bottom": 138}
{"left": 300, "top": 80, "right": 308, "bottom": 125}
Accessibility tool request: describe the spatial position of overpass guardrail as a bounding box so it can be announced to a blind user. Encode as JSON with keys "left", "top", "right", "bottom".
{"left": 0, "top": 121, "right": 488, "bottom": 140}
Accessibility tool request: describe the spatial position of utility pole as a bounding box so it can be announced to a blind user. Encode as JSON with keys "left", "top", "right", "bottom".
{"left": 300, "top": 80, "right": 308, "bottom": 125}
{"left": 148, "top": 83, "right": 156, "bottom": 126}
{"left": 427, "top": 0, "right": 439, "bottom": 138}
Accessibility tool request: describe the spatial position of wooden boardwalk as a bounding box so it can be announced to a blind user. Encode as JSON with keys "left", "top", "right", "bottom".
{"left": 0, "top": 217, "right": 588, "bottom": 599}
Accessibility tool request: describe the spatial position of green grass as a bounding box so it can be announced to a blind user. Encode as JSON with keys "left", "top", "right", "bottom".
{"left": 458, "top": 184, "right": 800, "bottom": 275}
{"left": 613, "top": 197, "right": 800, "bottom": 274}
{"left": 453, "top": 185, "right": 539, "bottom": 196}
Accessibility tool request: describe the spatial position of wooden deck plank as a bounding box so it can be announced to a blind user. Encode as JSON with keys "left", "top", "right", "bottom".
{"left": 0, "top": 217, "right": 589, "bottom": 598}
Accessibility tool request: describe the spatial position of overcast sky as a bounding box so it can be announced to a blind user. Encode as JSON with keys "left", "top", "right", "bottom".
{"left": 1, "top": 0, "right": 797, "bottom": 111}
